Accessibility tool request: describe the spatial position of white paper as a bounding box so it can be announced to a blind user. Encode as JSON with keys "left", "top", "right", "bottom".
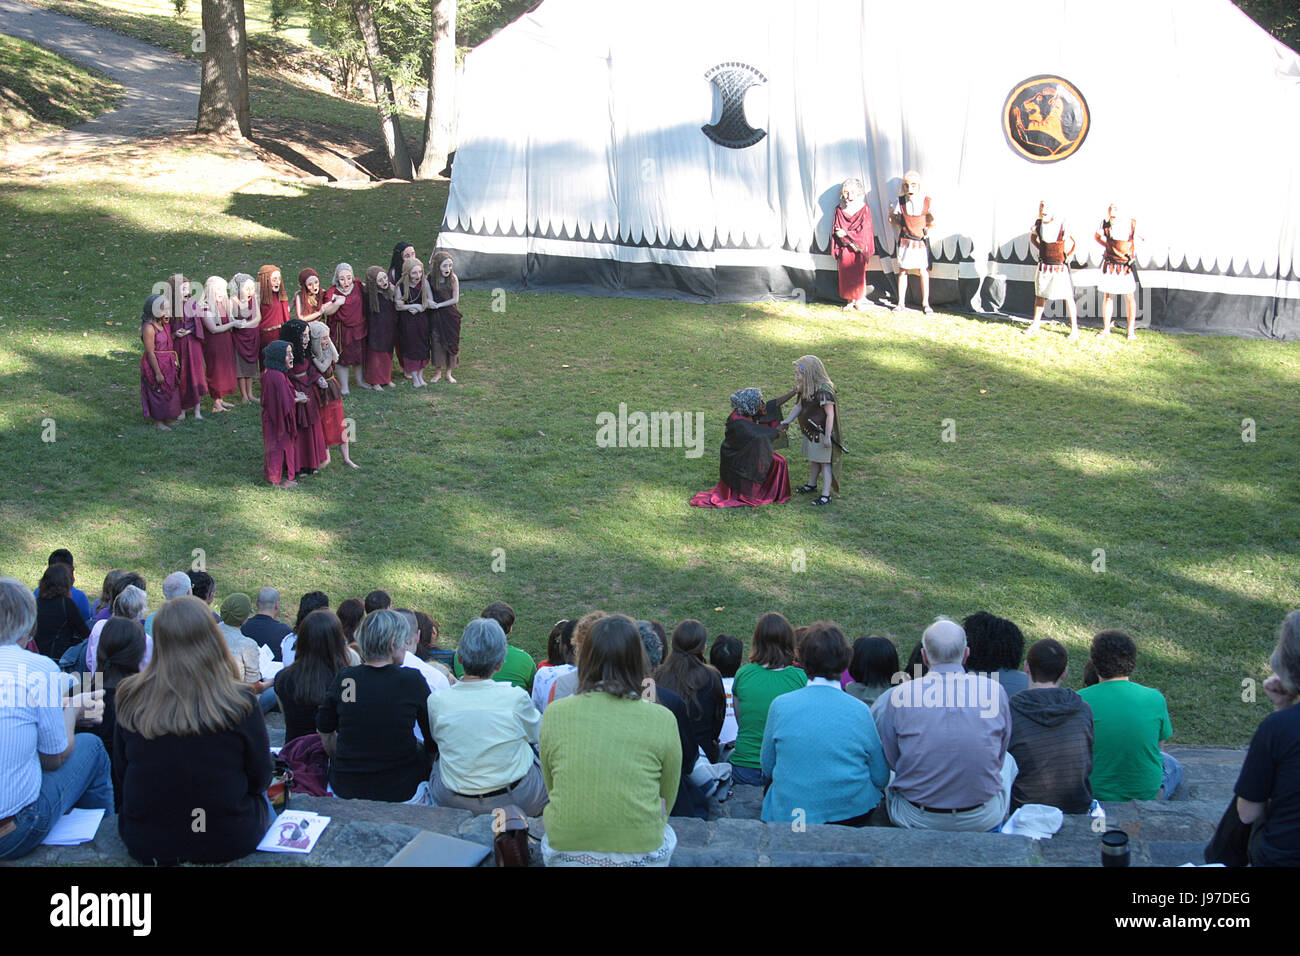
{"left": 257, "top": 810, "right": 330, "bottom": 854}
{"left": 259, "top": 644, "right": 283, "bottom": 680}
{"left": 42, "top": 808, "right": 106, "bottom": 846}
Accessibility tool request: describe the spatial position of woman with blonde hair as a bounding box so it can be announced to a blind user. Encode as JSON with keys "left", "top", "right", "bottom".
{"left": 778, "top": 355, "right": 842, "bottom": 506}
{"left": 113, "top": 595, "right": 272, "bottom": 864}
{"left": 308, "top": 321, "right": 358, "bottom": 469}
{"left": 229, "top": 271, "right": 261, "bottom": 403}
{"left": 396, "top": 257, "right": 433, "bottom": 387}
{"left": 199, "top": 276, "right": 237, "bottom": 411}
{"left": 428, "top": 251, "right": 462, "bottom": 383}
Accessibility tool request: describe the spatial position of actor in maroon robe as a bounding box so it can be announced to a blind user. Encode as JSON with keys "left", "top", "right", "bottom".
{"left": 175, "top": 292, "right": 209, "bottom": 412}
{"left": 258, "top": 265, "right": 291, "bottom": 359}
{"left": 428, "top": 252, "right": 461, "bottom": 381}
{"left": 200, "top": 291, "right": 238, "bottom": 404}
{"left": 140, "top": 295, "right": 182, "bottom": 425}
{"left": 690, "top": 389, "right": 791, "bottom": 508}
{"left": 280, "top": 321, "right": 328, "bottom": 475}
{"left": 260, "top": 341, "right": 300, "bottom": 486}
{"left": 363, "top": 266, "right": 397, "bottom": 388}
{"left": 325, "top": 275, "right": 367, "bottom": 366}
{"left": 831, "top": 179, "right": 874, "bottom": 308}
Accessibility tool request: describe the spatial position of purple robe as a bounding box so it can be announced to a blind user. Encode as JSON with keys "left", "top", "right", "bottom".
{"left": 260, "top": 369, "right": 299, "bottom": 484}
{"left": 141, "top": 320, "right": 182, "bottom": 422}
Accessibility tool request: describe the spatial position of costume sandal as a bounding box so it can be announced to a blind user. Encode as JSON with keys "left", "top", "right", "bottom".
{"left": 796, "top": 483, "right": 817, "bottom": 494}
{"left": 812, "top": 495, "right": 832, "bottom": 506}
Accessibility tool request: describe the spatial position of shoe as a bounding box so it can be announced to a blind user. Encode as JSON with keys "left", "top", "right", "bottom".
{"left": 922, "top": 304, "right": 933, "bottom": 315}
{"left": 813, "top": 495, "right": 832, "bottom": 506}
{"left": 796, "top": 483, "right": 817, "bottom": 494}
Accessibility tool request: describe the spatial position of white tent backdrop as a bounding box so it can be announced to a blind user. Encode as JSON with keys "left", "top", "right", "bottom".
{"left": 437, "top": 0, "right": 1300, "bottom": 338}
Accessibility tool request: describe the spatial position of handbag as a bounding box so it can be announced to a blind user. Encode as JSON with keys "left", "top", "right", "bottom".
{"left": 492, "top": 804, "right": 531, "bottom": 867}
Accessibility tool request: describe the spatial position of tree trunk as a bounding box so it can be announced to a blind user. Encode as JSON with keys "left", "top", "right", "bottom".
{"left": 353, "top": 0, "right": 414, "bottom": 180}
{"left": 196, "top": 0, "right": 251, "bottom": 137}
{"left": 414, "top": 0, "right": 455, "bottom": 179}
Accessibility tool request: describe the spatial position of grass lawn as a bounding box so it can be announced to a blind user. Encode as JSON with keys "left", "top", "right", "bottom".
{"left": 1, "top": 145, "right": 1298, "bottom": 746}
{"left": 0, "top": 33, "right": 123, "bottom": 138}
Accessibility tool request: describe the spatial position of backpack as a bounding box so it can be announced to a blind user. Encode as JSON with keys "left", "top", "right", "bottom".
{"left": 279, "top": 733, "right": 332, "bottom": 798}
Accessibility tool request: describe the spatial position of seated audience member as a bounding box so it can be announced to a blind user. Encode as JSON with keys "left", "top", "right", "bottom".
{"left": 0, "top": 578, "right": 112, "bottom": 861}
{"left": 186, "top": 570, "right": 221, "bottom": 621}
{"left": 452, "top": 601, "right": 537, "bottom": 691}
{"left": 548, "top": 611, "right": 607, "bottom": 705}
{"left": 709, "top": 634, "right": 743, "bottom": 753}
{"left": 532, "top": 619, "right": 576, "bottom": 713}
{"left": 363, "top": 590, "right": 391, "bottom": 614}
{"left": 86, "top": 584, "right": 150, "bottom": 676}
{"left": 395, "top": 608, "right": 451, "bottom": 695}
{"left": 845, "top": 636, "right": 900, "bottom": 707}
{"left": 90, "top": 618, "right": 146, "bottom": 810}
{"left": 963, "top": 610, "right": 1029, "bottom": 697}
{"left": 427, "top": 618, "right": 547, "bottom": 816}
{"left": 280, "top": 590, "right": 330, "bottom": 666}
{"left": 730, "top": 613, "right": 807, "bottom": 786}
{"left": 1217, "top": 610, "right": 1300, "bottom": 866}
{"left": 876, "top": 617, "right": 1013, "bottom": 831}
{"left": 338, "top": 597, "right": 364, "bottom": 652}
{"left": 143, "top": 571, "right": 194, "bottom": 636}
{"left": 653, "top": 620, "right": 726, "bottom": 763}
{"left": 90, "top": 570, "right": 126, "bottom": 624}
{"left": 904, "top": 640, "right": 928, "bottom": 679}
{"left": 761, "top": 622, "right": 889, "bottom": 826}
{"left": 275, "top": 609, "right": 352, "bottom": 746}
{"left": 39, "top": 549, "right": 92, "bottom": 626}
{"left": 539, "top": 614, "right": 682, "bottom": 866}
{"left": 218, "top": 593, "right": 262, "bottom": 682}
{"left": 1082, "top": 659, "right": 1100, "bottom": 687}
{"left": 1008, "top": 638, "right": 1093, "bottom": 812}
{"left": 415, "top": 611, "right": 454, "bottom": 680}
{"left": 242, "top": 587, "right": 293, "bottom": 660}
{"left": 638, "top": 620, "right": 718, "bottom": 815}
{"left": 113, "top": 596, "right": 272, "bottom": 865}
{"left": 1079, "top": 629, "right": 1181, "bottom": 801}
{"left": 34, "top": 562, "right": 90, "bottom": 661}
{"left": 317, "top": 609, "right": 436, "bottom": 802}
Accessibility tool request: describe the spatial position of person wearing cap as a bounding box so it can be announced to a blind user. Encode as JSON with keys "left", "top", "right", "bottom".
{"left": 219, "top": 593, "right": 273, "bottom": 700}
{"left": 690, "top": 386, "right": 792, "bottom": 508}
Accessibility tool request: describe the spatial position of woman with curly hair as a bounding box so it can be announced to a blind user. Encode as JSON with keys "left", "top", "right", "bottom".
{"left": 962, "top": 611, "right": 1028, "bottom": 697}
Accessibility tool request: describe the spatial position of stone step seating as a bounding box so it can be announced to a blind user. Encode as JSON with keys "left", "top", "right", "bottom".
{"left": 5, "top": 744, "right": 1243, "bottom": 867}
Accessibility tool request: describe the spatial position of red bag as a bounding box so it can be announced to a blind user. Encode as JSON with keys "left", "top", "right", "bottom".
{"left": 279, "top": 733, "right": 331, "bottom": 798}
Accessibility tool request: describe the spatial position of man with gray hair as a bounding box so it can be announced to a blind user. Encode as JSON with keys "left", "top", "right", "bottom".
{"left": 875, "top": 616, "right": 1013, "bottom": 831}
{"left": 427, "top": 618, "right": 547, "bottom": 816}
{"left": 143, "top": 571, "right": 193, "bottom": 637}
{"left": 394, "top": 608, "right": 450, "bottom": 695}
{"left": 241, "top": 586, "right": 292, "bottom": 661}
{"left": 0, "top": 577, "right": 113, "bottom": 860}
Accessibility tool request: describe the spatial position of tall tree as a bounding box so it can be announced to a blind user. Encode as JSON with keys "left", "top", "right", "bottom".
{"left": 353, "top": 0, "right": 415, "bottom": 179}
{"left": 414, "top": 0, "right": 455, "bottom": 178}
{"left": 196, "top": 0, "right": 252, "bottom": 137}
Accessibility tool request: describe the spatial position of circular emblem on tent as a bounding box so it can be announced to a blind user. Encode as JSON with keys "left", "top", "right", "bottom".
{"left": 702, "top": 62, "right": 767, "bottom": 149}
{"left": 1002, "top": 75, "right": 1089, "bottom": 163}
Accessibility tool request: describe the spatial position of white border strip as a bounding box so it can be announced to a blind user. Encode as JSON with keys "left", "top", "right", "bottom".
{"left": 438, "top": 231, "right": 1300, "bottom": 299}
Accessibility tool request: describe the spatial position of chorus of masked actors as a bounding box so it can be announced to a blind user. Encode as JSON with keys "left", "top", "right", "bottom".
{"left": 691, "top": 355, "right": 842, "bottom": 510}
{"left": 138, "top": 245, "right": 465, "bottom": 487}
{"left": 831, "top": 173, "right": 1145, "bottom": 341}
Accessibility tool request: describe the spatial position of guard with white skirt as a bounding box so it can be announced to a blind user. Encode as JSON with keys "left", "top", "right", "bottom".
{"left": 1095, "top": 204, "right": 1142, "bottom": 340}
{"left": 1025, "top": 200, "right": 1079, "bottom": 341}
{"left": 889, "top": 171, "right": 934, "bottom": 314}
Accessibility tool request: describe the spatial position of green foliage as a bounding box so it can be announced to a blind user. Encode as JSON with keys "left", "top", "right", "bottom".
{"left": 270, "top": 0, "right": 296, "bottom": 32}
{"left": 457, "top": 0, "right": 536, "bottom": 50}
{"left": 1234, "top": 0, "right": 1299, "bottom": 51}
{"left": 171, "top": 0, "right": 186, "bottom": 15}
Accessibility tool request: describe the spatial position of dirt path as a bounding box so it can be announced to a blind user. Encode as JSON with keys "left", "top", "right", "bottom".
{"left": 0, "top": 0, "right": 198, "bottom": 166}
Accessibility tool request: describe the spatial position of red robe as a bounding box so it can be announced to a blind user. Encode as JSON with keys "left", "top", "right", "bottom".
{"left": 363, "top": 293, "right": 397, "bottom": 386}
{"left": 259, "top": 298, "right": 291, "bottom": 355}
{"left": 260, "top": 369, "right": 299, "bottom": 484}
{"left": 141, "top": 321, "right": 182, "bottom": 422}
{"left": 201, "top": 302, "right": 238, "bottom": 398}
{"left": 288, "top": 365, "right": 328, "bottom": 472}
{"left": 690, "top": 412, "right": 792, "bottom": 508}
{"left": 175, "top": 299, "right": 208, "bottom": 408}
{"left": 832, "top": 203, "right": 874, "bottom": 302}
{"left": 313, "top": 358, "right": 346, "bottom": 446}
{"left": 326, "top": 284, "right": 367, "bottom": 366}
{"left": 231, "top": 298, "right": 261, "bottom": 371}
